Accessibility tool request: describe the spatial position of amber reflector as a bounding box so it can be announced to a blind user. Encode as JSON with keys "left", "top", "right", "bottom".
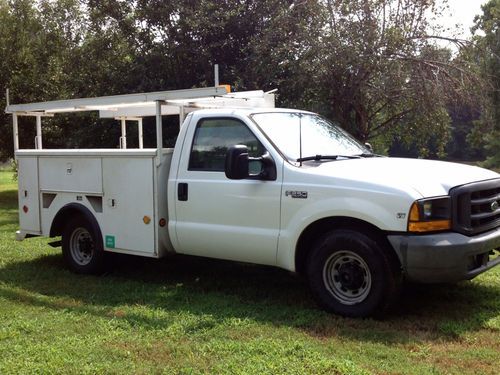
{"left": 143, "top": 216, "right": 151, "bottom": 224}
{"left": 218, "top": 84, "right": 231, "bottom": 93}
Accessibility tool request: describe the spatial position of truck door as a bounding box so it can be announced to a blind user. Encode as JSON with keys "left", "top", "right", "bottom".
{"left": 174, "top": 116, "right": 282, "bottom": 265}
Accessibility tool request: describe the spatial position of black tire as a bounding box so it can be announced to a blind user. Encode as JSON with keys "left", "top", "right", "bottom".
{"left": 62, "top": 215, "right": 106, "bottom": 274}
{"left": 307, "top": 229, "right": 400, "bottom": 318}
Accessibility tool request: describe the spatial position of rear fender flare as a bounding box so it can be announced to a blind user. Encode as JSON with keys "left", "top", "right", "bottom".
{"left": 50, "top": 203, "right": 102, "bottom": 245}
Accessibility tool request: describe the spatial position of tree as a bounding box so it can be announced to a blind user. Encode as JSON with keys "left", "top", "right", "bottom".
{"left": 472, "top": 0, "right": 500, "bottom": 168}
{"left": 0, "top": 0, "right": 489, "bottom": 160}
{"left": 0, "top": 0, "right": 85, "bottom": 158}
{"left": 307, "top": 0, "right": 482, "bottom": 157}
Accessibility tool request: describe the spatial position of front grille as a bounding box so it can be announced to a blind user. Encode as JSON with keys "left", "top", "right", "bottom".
{"left": 450, "top": 178, "right": 500, "bottom": 236}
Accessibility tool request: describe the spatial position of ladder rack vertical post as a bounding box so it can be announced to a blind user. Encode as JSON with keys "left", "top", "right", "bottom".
{"left": 214, "top": 64, "right": 219, "bottom": 86}
{"left": 35, "top": 115, "right": 42, "bottom": 149}
{"left": 12, "top": 113, "right": 19, "bottom": 152}
{"left": 155, "top": 101, "right": 163, "bottom": 165}
{"left": 138, "top": 118, "right": 143, "bottom": 149}
{"left": 120, "top": 117, "right": 127, "bottom": 149}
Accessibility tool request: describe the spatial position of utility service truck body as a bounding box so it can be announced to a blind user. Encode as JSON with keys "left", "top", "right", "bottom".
{"left": 6, "top": 86, "right": 500, "bottom": 317}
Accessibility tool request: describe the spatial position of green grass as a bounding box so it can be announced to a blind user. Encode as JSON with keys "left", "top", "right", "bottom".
{"left": 0, "top": 170, "right": 499, "bottom": 374}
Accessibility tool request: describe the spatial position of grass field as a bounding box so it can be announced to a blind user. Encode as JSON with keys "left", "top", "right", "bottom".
{"left": 0, "top": 169, "right": 499, "bottom": 374}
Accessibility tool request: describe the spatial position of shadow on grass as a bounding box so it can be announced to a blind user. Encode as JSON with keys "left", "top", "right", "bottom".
{"left": 0, "top": 251, "right": 498, "bottom": 344}
{"left": 0, "top": 189, "right": 18, "bottom": 210}
{"left": 0, "top": 190, "right": 19, "bottom": 227}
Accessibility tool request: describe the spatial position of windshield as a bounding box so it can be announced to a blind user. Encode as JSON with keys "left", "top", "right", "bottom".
{"left": 251, "top": 112, "right": 367, "bottom": 162}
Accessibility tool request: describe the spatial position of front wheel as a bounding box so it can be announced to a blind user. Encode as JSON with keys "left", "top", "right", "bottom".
{"left": 62, "top": 216, "right": 105, "bottom": 274}
{"left": 307, "top": 230, "right": 400, "bottom": 318}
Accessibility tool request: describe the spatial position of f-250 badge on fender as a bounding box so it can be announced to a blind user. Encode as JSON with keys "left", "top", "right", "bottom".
{"left": 285, "top": 191, "right": 308, "bottom": 199}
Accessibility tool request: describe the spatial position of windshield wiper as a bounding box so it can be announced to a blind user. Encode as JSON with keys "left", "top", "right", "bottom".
{"left": 355, "top": 152, "right": 381, "bottom": 158}
{"left": 296, "top": 154, "right": 361, "bottom": 162}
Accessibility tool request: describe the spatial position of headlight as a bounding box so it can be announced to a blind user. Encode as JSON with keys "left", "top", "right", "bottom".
{"left": 408, "top": 197, "right": 451, "bottom": 232}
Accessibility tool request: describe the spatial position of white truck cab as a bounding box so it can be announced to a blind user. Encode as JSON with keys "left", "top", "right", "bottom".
{"left": 6, "top": 87, "right": 500, "bottom": 317}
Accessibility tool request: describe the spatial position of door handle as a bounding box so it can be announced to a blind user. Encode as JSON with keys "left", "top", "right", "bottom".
{"left": 178, "top": 183, "right": 188, "bottom": 201}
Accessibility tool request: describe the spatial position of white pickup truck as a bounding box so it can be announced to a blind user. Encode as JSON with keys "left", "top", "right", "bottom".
{"left": 6, "top": 87, "right": 500, "bottom": 317}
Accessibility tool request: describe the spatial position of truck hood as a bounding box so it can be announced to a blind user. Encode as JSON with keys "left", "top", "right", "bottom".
{"left": 310, "top": 157, "right": 499, "bottom": 198}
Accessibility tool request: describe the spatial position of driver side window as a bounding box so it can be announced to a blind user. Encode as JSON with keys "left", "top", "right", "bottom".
{"left": 189, "top": 118, "right": 265, "bottom": 172}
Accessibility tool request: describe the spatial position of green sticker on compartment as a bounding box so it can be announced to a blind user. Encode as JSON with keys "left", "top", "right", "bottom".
{"left": 105, "top": 235, "right": 115, "bottom": 248}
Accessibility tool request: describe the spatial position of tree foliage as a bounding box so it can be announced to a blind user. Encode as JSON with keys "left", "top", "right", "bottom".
{"left": 472, "top": 0, "right": 500, "bottom": 168}
{"left": 310, "top": 0, "right": 485, "bottom": 159}
{"left": 0, "top": 0, "right": 494, "bottom": 162}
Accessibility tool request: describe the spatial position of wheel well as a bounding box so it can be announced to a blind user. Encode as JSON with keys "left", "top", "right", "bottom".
{"left": 50, "top": 203, "right": 97, "bottom": 238}
{"left": 295, "top": 217, "right": 401, "bottom": 276}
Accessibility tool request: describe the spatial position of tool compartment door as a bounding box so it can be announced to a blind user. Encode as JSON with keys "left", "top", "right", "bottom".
{"left": 17, "top": 156, "right": 41, "bottom": 233}
{"left": 39, "top": 157, "right": 102, "bottom": 193}
{"left": 102, "top": 157, "right": 156, "bottom": 254}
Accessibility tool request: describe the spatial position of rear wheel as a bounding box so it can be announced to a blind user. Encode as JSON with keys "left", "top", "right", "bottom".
{"left": 62, "top": 216, "right": 105, "bottom": 274}
{"left": 307, "top": 229, "right": 400, "bottom": 318}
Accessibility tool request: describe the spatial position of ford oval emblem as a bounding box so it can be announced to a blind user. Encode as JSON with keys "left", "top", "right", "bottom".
{"left": 492, "top": 201, "right": 499, "bottom": 212}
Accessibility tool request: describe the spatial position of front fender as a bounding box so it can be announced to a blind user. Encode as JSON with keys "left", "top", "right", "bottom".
{"left": 276, "top": 191, "right": 413, "bottom": 271}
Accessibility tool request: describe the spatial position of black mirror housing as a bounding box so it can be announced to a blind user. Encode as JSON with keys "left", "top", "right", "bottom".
{"left": 259, "top": 152, "right": 277, "bottom": 181}
{"left": 225, "top": 145, "right": 249, "bottom": 179}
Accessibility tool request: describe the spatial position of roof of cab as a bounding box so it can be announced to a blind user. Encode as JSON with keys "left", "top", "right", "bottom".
{"left": 190, "top": 107, "right": 314, "bottom": 117}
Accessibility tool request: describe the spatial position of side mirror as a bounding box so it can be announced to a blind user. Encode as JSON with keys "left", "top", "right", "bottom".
{"left": 225, "top": 145, "right": 249, "bottom": 179}
{"left": 225, "top": 145, "right": 278, "bottom": 181}
{"left": 259, "top": 152, "right": 277, "bottom": 181}
{"left": 364, "top": 142, "right": 373, "bottom": 152}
